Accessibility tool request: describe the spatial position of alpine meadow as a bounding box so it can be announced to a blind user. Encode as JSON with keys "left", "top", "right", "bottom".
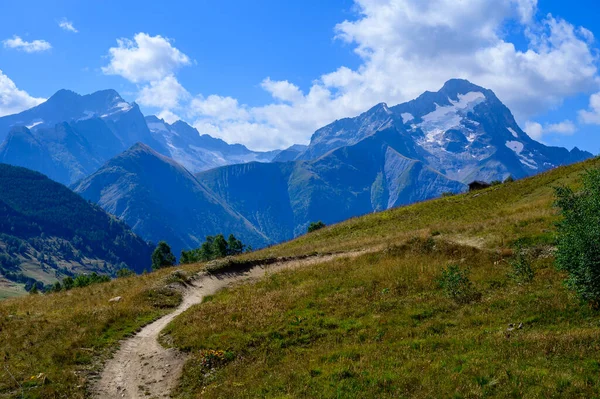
{"left": 2, "top": 1, "right": 600, "bottom": 398}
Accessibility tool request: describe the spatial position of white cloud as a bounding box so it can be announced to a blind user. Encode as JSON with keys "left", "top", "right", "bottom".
{"left": 190, "top": 95, "right": 250, "bottom": 121}
{"left": 261, "top": 78, "right": 304, "bottom": 103}
{"left": 103, "top": 33, "right": 193, "bottom": 123}
{"left": 579, "top": 27, "right": 595, "bottom": 43}
{"left": 513, "top": 0, "right": 538, "bottom": 23}
{"left": 0, "top": 69, "right": 45, "bottom": 117}
{"left": 328, "top": 1, "right": 598, "bottom": 119}
{"left": 579, "top": 92, "right": 600, "bottom": 125}
{"left": 525, "top": 119, "right": 576, "bottom": 139}
{"left": 157, "top": 109, "right": 181, "bottom": 124}
{"left": 192, "top": 120, "right": 285, "bottom": 150}
{"left": 524, "top": 121, "right": 544, "bottom": 139}
{"left": 3, "top": 36, "right": 51, "bottom": 53}
{"left": 58, "top": 19, "right": 78, "bottom": 33}
{"left": 545, "top": 120, "right": 577, "bottom": 135}
{"left": 102, "top": 33, "right": 190, "bottom": 83}
{"left": 136, "top": 75, "right": 189, "bottom": 109}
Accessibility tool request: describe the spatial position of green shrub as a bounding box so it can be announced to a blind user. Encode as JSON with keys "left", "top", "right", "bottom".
{"left": 437, "top": 264, "right": 480, "bottom": 304}
{"left": 116, "top": 268, "right": 135, "bottom": 278}
{"left": 62, "top": 276, "right": 74, "bottom": 290}
{"left": 509, "top": 247, "right": 534, "bottom": 284}
{"left": 28, "top": 282, "right": 39, "bottom": 295}
{"left": 555, "top": 169, "right": 600, "bottom": 305}
{"left": 51, "top": 281, "right": 62, "bottom": 292}
{"left": 73, "top": 273, "right": 111, "bottom": 288}
{"left": 307, "top": 221, "right": 326, "bottom": 233}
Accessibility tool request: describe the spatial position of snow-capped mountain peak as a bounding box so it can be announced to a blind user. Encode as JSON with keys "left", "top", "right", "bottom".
{"left": 0, "top": 88, "right": 137, "bottom": 137}
{"left": 297, "top": 79, "right": 592, "bottom": 182}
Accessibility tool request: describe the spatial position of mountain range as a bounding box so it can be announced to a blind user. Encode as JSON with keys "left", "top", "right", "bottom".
{"left": 0, "top": 90, "right": 280, "bottom": 185}
{"left": 0, "top": 79, "right": 593, "bottom": 264}
{"left": 145, "top": 115, "right": 281, "bottom": 173}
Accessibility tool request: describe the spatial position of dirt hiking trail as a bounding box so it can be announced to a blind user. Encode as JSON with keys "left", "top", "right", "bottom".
{"left": 91, "top": 251, "right": 366, "bottom": 398}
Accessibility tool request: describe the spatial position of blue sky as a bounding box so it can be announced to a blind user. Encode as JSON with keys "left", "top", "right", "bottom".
{"left": 1, "top": 0, "right": 600, "bottom": 152}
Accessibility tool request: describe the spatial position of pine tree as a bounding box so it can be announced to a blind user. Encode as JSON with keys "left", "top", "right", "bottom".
{"left": 227, "top": 234, "right": 245, "bottom": 256}
{"left": 212, "top": 234, "right": 228, "bottom": 258}
{"left": 151, "top": 241, "right": 176, "bottom": 270}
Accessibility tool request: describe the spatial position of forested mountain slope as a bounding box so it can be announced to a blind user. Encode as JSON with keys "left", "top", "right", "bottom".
{"left": 0, "top": 163, "right": 153, "bottom": 297}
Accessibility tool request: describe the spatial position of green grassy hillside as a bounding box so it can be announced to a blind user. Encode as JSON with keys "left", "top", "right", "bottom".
{"left": 0, "top": 157, "right": 599, "bottom": 398}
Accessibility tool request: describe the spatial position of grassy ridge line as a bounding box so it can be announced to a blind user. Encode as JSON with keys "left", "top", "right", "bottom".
{"left": 247, "top": 157, "right": 599, "bottom": 259}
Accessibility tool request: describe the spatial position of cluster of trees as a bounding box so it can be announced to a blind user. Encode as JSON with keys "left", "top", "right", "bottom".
{"left": 46, "top": 272, "right": 111, "bottom": 293}
{"left": 149, "top": 234, "right": 250, "bottom": 270}
{"left": 180, "top": 234, "right": 247, "bottom": 265}
{"left": 0, "top": 234, "right": 27, "bottom": 255}
{"left": 8, "top": 272, "right": 43, "bottom": 293}
{"left": 0, "top": 253, "right": 20, "bottom": 270}
{"left": 153, "top": 225, "right": 329, "bottom": 270}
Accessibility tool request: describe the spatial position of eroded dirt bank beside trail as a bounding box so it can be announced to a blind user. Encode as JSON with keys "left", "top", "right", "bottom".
{"left": 92, "top": 251, "right": 367, "bottom": 398}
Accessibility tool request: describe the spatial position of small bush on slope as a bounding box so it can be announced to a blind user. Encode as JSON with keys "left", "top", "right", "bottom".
{"left": 307, "top": 221, "right": 326, "bottom": 233}
{"left": 509, "top": 247, "right": 535, "bottom": 284}
{"left": 555, "top": 168, "right": 600, "bottom": 305}
{"left": 437, "top": 264, "right": 481, "bottom": 303}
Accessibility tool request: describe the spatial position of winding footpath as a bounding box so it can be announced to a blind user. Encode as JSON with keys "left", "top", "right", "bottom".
{"left": 92, "top": 252, "right": 366, "bottom": 398}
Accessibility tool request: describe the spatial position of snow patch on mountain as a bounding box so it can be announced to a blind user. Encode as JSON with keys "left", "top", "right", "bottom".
{"left": 147, "top": 122, "right": 169, "bottom": 133}
{"left": 418, "top": 92, "right": 486, "bottom": 145}
{"left": 505, "top": 140, "right": 539, "bottom": 170}
{"left": 505, "top": 141, "right": 524, "bottom": 155}
{"left": 401, "top": 113, "right": 414, "bottom": 123}
{"left": 26, "top": 121, "right": 43, "bottom": 129}
{"left": 520, "top": 157, "right": 538, "bottom": 170}
{"left": 116, "top": 102, "right": 132, "bottom": 112}
{"left": 507, "top": 127, "right": 518, "bottom": 138}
